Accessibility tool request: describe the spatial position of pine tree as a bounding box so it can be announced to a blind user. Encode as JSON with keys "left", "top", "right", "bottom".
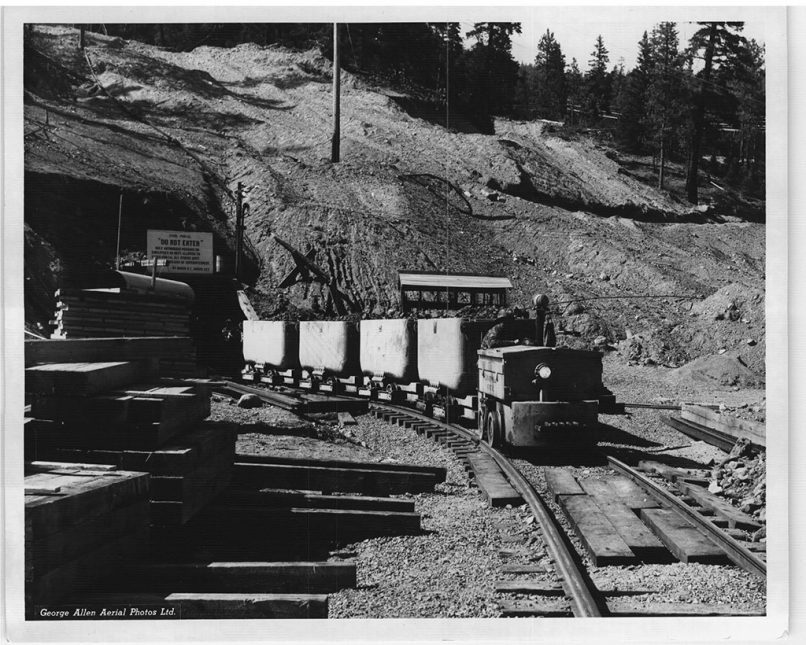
{"left": 584, "top": 35, "right": 611, "bottom": 118}
{"left": 512, "top": 63, "right": 539, "bottom": 120}
{"left": 565, "top": 58, "right": 583, "bottom": 124}
{"left": 684, "top": 22, "right": 747, "bottom": 202}
{"left": 464, "top": 22, "right": 523, "bottom": 115}
{"left": 431, "top": 23, "right": 463, "bottom": 97}
{"left": 646, "top": 22, "right": 685, "bottom": 189}
{"left": 614, "top": 31, "right": 654, "bottom": 151}
{"left": 534, "top": 29, "right": 567, "bottom": 120}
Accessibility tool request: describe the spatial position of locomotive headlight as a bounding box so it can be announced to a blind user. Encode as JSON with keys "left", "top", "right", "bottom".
{"left": 535, "top": 363, "right": 552, "bottom": 380}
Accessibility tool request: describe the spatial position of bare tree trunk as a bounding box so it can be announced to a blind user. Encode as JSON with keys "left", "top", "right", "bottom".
{"left": 658, "top": 134, "right": 666, "bottom": 190}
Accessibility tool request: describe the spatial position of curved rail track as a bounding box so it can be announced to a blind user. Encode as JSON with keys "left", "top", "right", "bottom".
{"left": 606, "top": 454, "right": 766, "bottom": 579}
{"left": 222, "top": 380, "right": 766, "bottom": 617}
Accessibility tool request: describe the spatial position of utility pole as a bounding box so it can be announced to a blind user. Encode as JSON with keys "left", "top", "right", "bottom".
{"left": 235, "top": 182, "right": 243, "bottom": 281}
{"left": 331, "top": 23, "right": 341, "bottom": 163}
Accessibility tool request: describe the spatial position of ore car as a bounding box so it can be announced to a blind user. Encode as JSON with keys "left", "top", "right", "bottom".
{"left": 241, "top": 295, "right": 615, "bottom": 447}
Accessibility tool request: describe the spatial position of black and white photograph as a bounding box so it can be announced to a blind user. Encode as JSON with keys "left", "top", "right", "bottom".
{"left": 1, "top": 3, "right": 794, "bottom": 643}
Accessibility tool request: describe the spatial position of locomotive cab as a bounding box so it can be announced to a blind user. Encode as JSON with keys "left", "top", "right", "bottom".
{"left": 476, "top": 345, "right": 604, "bottom": 448}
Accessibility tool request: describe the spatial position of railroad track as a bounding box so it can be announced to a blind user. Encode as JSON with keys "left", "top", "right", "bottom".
{"left": 226, "top": 380, "right": 766, "bottom": 617}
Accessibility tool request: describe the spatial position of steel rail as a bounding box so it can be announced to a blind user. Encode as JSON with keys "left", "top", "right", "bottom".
{"left": 606, "top": 454, "right": 766, "bottom": 580}
{"left": 660, "top": 414, "right": 749, "bottom": 453}
{"left": 622, "top": 403, "right": 682, "bottom": 410}
{"left": 369, "top": 402, "right": 604, "bottom": 618}
{"left": 219, "top": 380, "right": 304, "bottom": 412}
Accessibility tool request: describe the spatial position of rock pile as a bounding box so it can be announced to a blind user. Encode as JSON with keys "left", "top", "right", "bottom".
{"left": 709, "top": 438, "right": 766, "bottom": 534}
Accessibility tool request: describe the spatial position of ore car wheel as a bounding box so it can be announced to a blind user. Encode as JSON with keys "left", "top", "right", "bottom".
{"left": 485, "top": 411, "right": 503, "bottom": 449}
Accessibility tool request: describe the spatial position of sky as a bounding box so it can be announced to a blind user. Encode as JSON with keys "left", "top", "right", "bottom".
{"left": 458, "top": 9, "right": 768, "bottom": 72}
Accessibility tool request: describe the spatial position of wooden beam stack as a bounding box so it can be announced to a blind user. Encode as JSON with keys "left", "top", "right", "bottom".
{"left": 25, "top": 463, "right": 151, "bottom": 617}
{"left": 24, "top": 344, "right": 233, "bottom": 527}
{"left": 29, "top": 423, "right": 237, "bottom": 527}
{"left": 50, "top": 289, "right": 200, "bottom": 377}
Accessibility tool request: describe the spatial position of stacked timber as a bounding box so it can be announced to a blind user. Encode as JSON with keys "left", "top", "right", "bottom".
{"left": 25, "top": 463, "right": 151, "bottom": 616}
{"left": 50, "top": 289, "right": 199, "bottom": 377}
{"left": 29, "top": 423, "right": 237, "bottom": 527}
{"left": 24, "top": 341, "right": 233, "bottom": 527}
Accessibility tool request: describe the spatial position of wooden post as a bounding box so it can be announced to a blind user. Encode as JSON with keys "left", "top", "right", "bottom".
{"left": 79, "top": 27, "right": 85, "bottom": 49}
{"left": 151, "top": 256, "right": 158, "bottom": 289}
{"left": 331, "top": 23, "right": 341, "bottom": 163}
{"left": 235, "top": 182, "right": 243, "bottom": 280}
{"left": 115, "top": 191, "right": 123, "bottom": 270}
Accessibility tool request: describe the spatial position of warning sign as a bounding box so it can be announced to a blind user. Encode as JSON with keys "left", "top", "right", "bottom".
{"left": 146, "top": 230, "right": 213, "bottom": 274}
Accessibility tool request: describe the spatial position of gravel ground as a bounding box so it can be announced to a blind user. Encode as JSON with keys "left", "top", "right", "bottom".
{"left": 327, "top": 415, "right": 553, "bottom": 618}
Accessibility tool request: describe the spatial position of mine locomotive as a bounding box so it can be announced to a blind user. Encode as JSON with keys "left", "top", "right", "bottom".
{"left": 242, "top": 294, "right": 614, "bottom": 449}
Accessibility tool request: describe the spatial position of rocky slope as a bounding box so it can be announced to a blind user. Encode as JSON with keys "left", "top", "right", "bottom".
{"left": 23, "top": 26, "right": 765, "bottom": 385}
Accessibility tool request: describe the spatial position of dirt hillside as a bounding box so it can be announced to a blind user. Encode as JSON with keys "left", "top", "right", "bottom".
{"left": 23, "top": 26, "right": 765, "bottom": 385}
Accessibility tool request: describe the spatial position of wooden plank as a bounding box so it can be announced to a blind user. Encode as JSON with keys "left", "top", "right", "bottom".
{"left": 221, "top": 488, "right": 416, "bottom": 513}
{"left": 543, "top": 468, "right": 585, "bottom": 500}
{"left": 25, "top": 470, "right": 150, "bottom": 539}
{"left": 676, "top": 481, "right": 762, "bottom": 531}
{"left": 26, "top": 361, "right": 157, "bottom": 396}
{"left": 232, "top": 463, "right": 438, "bottom": 497}
{"left": 604, "top": 476, "right": 660, "bottom": 510}
{"left": 26, "top": 423, "right": 236, "bottom": 476}
{"left": 24, "top": 486, "right": 62, "bottom": 495}
{"left": 234, "top": 454, "right": 447, "bottom": 480}
{"left": 607, "top": 599, "right": 765, "bottom": 617}
{"left": 27, "top": 527, "right": 149, "bottom": 605}
{"left": 149, "top": 448, "right": 234, "bottom": 502}
{"left": 27, "top": 501, "right": 149, "bottom": 580}
{"left": 498, "top": 599, "right": 573, "bottom": 617}
{"left": 578, "top": 479, "right": 671, "bottom": 562}
{"left": 195, "top": 505, "right": 422, "bottom": 542}
{"left": 499, "top": 564, "right": 545, "bottom": 575}
{"left": 30, "top": 394, "right": 132, "bottom": 422}
{"left": 28, "top": 391, "right": 209, "bottom": 442}
{"left": 27, "top": 461, "right": 118, "bottom": 473}
{"left": 640, "top": 508, "right": 730, "bottom": 564}
{"left": 681, "top": 405, "right": 765, "bottom": 447}
{"left": 25, "top": 416, "right": 194, "bottom": 451}
{"left": 69, "top": 592, "right": 328, "bottom": 619}
{"left": 149, "top": 461, "right": 234, "bottom": 526}
{"left": 56, "top": 288, "right": 191, "bottom": 306}
{"left": 466, "top": 454, "right": 522, "bottom": 507}
{"left": 558, "top": 494, "right": 637, "bottom": 566}
{"left": 495, "top": 580, "right": 564, "bottom": 595}
{"left": 119, "top": 561, "right": 356, "bottom": 594}
{"left": 169, "top": 592, "right": 329, "bottom": 619}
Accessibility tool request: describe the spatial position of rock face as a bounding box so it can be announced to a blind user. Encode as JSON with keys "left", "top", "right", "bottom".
{"left": 710, "top": 438, "right": 766, "bottom": 527}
